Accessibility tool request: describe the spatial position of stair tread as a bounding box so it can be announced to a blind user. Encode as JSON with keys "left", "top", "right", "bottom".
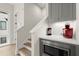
{"left": 28, "top": 38, "right": 31, "bottom": 41}
{"left": 19, "top": 47, "right": 31, "bottom": 56}
{"left": 27, "top": 40, "right": 31, "bottom": 43}
{"left": 24, "top": 42, "right": 31, "bottom": 48}
{"left": 24, "top": 45, "right": 31, "bottom": 51}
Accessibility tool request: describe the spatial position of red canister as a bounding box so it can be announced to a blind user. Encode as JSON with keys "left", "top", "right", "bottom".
{"left": 63, "top": 24, "right": 73, "bottom": 38}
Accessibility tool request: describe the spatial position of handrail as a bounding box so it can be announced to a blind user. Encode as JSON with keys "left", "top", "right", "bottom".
{"left": 17, "top": 25, "right": 24, "bottom": 32}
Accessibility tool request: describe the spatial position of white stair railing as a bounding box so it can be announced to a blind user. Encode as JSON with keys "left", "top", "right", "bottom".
{"left": 30, "top": 15, "right": 48, "bottom": 34}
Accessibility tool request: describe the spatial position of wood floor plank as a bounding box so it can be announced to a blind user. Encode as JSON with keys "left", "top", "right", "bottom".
{"left": 19, "top": 47, "right": 31, "bottom": 56}
{"left": 0, "top": 44, "right": 16, "bottom": 56}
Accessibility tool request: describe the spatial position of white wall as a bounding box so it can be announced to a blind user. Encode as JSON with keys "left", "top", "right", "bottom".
{"left": 24, "top": 3, "right": 42, "bottom": 35}
{"left": 14, "top": 3, "right": 24, "bottom": 30}
{"left": 75, "top": 4, "right": 79, "bottom": 55}
{"left": 24, "top": 3, "right": 44, "bottom": 42}
{"left": 76, "top": 4, "right": 79, "bottom": 41}
{"left": 51, "top": 21, "right": 76, "bottom": 37}
{"left": 0, "top": 4, "right": 14, "bottom": 44}
{"left": 0, "top": 13, "right": 9, "bottom": 43}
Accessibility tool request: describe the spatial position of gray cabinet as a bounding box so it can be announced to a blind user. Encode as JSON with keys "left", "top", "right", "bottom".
{"left": 48, "top": 3, "right": 76, "bottom": 23}
{"left": 72, "top": 3, "right": 76, "bottom": 20}
{"left": 48, "top": 3, "right": 59, "bottom": 23}
{"left": 61, "top": 3, "right": 72, "bottom": 21}
{"left": 51, "top": 3, "right": 59, "bottom": 22}
{"left": 61, "top": 3, "right": 76, "bottom": 21}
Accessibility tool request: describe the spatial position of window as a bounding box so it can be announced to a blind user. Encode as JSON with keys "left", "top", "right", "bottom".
{"left": 0, "top": 37, "right": 6, "bottom": 44}
{"left": 0, "top": 21, "right": 6, "bottom": 30}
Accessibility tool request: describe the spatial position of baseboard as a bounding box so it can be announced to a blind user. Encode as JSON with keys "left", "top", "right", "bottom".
{"left": 0, "top": 43, "right": 16, "bottom": 48}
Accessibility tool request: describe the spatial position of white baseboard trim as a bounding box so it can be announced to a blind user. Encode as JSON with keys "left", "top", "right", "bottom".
{"left": 0, "top": 43, "right": 16, "bottom": 48}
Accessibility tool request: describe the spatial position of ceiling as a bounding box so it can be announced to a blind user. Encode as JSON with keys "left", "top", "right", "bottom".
{"left": 8, "top": 3, "right": 46, "bottom": 9}
{"left": 35, "top": 3, "right": 46, "bottom": 9}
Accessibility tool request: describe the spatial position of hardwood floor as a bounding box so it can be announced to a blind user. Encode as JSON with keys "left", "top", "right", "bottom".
{"left": 0, "top": 44, "right": 16, "bottom": 56}
{"left": 19, "top": 47, "right": 31, "bottom": 56}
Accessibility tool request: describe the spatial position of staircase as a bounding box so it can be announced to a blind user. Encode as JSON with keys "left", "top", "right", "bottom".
{"left": 18, "top": 38, "right": 31, "bottom": 56}
{"left": 17, "top": 15, "right": 48, "bottom": 56}
{"left": 17, "top": 13, "right": 48, "bottom": 56}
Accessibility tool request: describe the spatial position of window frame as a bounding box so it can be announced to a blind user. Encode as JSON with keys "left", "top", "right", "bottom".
{"left": 0, "top": 21, "right": 7, "bottom": 30}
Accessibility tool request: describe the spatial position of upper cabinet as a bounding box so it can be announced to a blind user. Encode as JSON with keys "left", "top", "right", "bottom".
{"left": 72, "top": 3, "right": 76, "bottom": 20}
{"left": 61, "top": 3, "right": 76, "bottom": 21}
{"left": 48, "top": 3, "right": 76, "bottom": 23}
{"left": 51, "top": 3, "right": 59, "bottom": 22}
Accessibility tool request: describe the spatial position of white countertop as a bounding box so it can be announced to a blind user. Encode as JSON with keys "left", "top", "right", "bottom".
{"left": 39, "top": 35, "right": 79, "bottom": 45}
